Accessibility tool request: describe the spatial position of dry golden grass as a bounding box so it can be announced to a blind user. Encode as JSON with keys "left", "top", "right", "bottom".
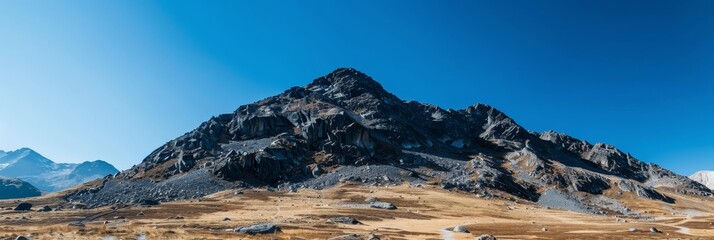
{"left": 1, "top": 183, "right": 714, "bottom": 239}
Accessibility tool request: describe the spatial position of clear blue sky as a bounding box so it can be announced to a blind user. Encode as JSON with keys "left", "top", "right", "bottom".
{"left": 0, "top": 1, "right": 712, "bottom": 175}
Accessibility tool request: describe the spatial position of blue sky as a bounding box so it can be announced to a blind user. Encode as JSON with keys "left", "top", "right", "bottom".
{"left": 0, "top": 1, "right": 712, "bottom": 174}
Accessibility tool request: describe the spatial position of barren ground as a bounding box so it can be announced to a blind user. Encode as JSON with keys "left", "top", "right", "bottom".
{"left": 2, "top": 183, "right": 714, "bottom": 239}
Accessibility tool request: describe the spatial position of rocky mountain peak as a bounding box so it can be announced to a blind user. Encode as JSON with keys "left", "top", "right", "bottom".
{"left": 304, "top": 68, "right": 400, "bottom": 107}
{"left": 67, "top": 69, "right": 712, "bottom": 212}
{"left": 307, "top": 68, "right": 386, "bottom": 94}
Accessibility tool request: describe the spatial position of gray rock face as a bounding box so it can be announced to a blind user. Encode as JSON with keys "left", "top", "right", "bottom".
{"left": 617, "top": 180, "right": 674, "bottom": 203}
{"left": 64, "top": 68, "right": 711, "bottom": 213}
{"left": 0, "top": 177, "right": 41, "bottom": 200}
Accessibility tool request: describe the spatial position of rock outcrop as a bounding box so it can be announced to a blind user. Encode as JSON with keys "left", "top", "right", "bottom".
{"left": 64, "top": 68, "right": 711, "bottom": 213}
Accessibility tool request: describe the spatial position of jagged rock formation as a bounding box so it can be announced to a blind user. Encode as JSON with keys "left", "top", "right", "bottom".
{"left": 0, "top": 177, "right": 41, "bottom": 200}
{"left": 0, "top": 148, "right": 119, "bottom": 192}
{"left": 65, "top": 68, "right": 711, "bottom": 213}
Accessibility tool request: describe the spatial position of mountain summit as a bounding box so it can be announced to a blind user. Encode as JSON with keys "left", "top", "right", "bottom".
{"left": 67, "top": 69, "right": 711, "bottom": 214}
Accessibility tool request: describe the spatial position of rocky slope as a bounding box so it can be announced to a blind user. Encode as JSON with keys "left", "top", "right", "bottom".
{"left": 0, "top": 176, "right": 41, "bottom": 199}
{"left": 690, "top": 171, "right": 714, "bottom": 190}
{"left": 66, "top": 68, "right": 711, "bottom": 214}
{"left": 0, "top": 148, "right": 119, "bottom": 192}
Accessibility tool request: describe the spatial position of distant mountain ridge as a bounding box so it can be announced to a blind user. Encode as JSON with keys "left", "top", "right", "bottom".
{"left": 0, "top": 148, "right": 119, "bottom": 192}
{"left": 690, "top": 171, "right": 714, "bottom": 190}
{"left": 0, "top": 176, "right": 41, "bottom": 199}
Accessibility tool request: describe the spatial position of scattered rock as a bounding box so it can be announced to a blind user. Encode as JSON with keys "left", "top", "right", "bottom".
{"left": 367, "top": 234, "right": 380, "bottom": 240}
{"left": 329, "top": 234, "right": 365, "bottom": 239}
{"left": 366, "top": 197, "right": 378, "bottom": 203}
{"left": 475, "top": 234, "right": 497, "bottom": 240}
{"left": 650, "top": 227, "right": 660, "bottom": 233}
{"left": 167, "top": 215, "right": 184, "bottom": 220}
{"left": 113, "top": 216, "right": 125, "bottom": 219}
{"left": 453, "top": 225, "right": 470, "bottom": 233}
{"left": 14, "top": 202, "right": 32, "bottom": 211}
{"left": 137, "top": 211, "right": 144, "bottom": 216}
{"left": 541, "top": 227, "right": 548, "bottom": 232}
{"left": 235, "top": 222, "right": 280, "bottom": 234}
{"left": 15, "top": 236, "right": 28, "bottom": 240}
{"left": 37, "top": 206, "right": 51, "bottom": 212}
{"left": 223, "top": 217, "right": 232, "bottom": 221}
{"left": 68, "top": 221, "right": 85, "bottom": 227}
{"left": 628, "top": 228, "right": 638, "bottom": 232}
{"left": 328, "top": 217, "right": 361, "bottom": 225}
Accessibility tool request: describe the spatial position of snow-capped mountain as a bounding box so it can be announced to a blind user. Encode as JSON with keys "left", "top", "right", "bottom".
{"left": 690, "top": 171, "right": 714, "bottom": 190}
{"left": 0, "top": 148, "right": 119, "bottom": 192}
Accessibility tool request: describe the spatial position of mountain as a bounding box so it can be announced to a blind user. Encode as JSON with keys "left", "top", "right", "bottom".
{"left": 66, "top": 68, "right": 711, "bottom": 213}
{"left": 690, "top": 171, "right": 714, "bottom": 190}
{"left": 0, "top": 176, "right": 41, "bottom": 199}
{"left": 0, "top": 148, "right": 119, "bottom": 192}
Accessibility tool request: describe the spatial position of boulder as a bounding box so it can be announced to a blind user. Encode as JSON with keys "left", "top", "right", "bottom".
{"left": 328, "top": 217, "right": 361, "bottom": 225}
{"left": 369, "top": 201, "right": 396, "bottom": 210}
{"left": 235, "top": 222, "right": 280, "bottom": 234}
{"left": 14, "top": 202, "right": 32, "bottom": 211}
{"left": 475, "top": 235, "right": 497, "bottom": 240}
{"left": 453, "top": 225, "right": 470, "bottom": 233}
{"left": 328, "top": 234, "right": 365, "bottom": 239}
{"left": 15, "top": 236, "right": 28, "bottom": 240}
{"left": 68, "top": 221, "right": 85, "bottom": 227}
